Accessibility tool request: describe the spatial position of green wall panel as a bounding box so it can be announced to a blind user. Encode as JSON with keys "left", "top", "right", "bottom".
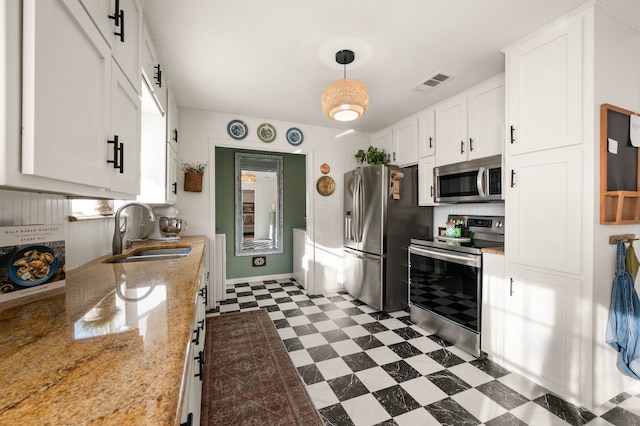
{"left": 215, "top": 147, "right": 306, "bottom": 279}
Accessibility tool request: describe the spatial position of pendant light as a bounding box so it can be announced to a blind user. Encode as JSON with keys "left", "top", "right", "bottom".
{"left": 321, "top": 50, "right": 369, "bottom": 122}
{"left": 241, "top": 173, "right": 256, "bottom": 183}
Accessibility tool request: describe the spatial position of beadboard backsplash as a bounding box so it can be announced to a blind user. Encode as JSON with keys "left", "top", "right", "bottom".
{"left": 433, "top": 203, "right": 505, "bottom": 229}
{"left": 0, "top": 190, "right": 113, "bottom": 269}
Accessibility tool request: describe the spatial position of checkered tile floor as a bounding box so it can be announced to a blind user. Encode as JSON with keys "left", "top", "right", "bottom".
{"left": 207, "top": 279, "right": 640, "bottom": 426}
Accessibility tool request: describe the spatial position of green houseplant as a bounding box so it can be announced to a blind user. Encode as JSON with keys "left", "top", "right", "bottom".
{"left": 355, "top": 146, "right": 390, "bottom": 166}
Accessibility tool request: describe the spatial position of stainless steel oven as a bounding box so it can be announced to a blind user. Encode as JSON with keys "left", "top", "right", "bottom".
{"left": 408, "top": 215, "right": 504, "bottom": 357}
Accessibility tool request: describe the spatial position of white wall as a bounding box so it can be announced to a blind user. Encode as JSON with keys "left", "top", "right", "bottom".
{"left": 590, "top": 6, "right": 640, "bottom": 408}
{"left": 176, "top": 107, "right": 370, "bottom": 294}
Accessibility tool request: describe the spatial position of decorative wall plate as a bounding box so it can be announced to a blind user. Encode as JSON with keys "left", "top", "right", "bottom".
{"left": 227, "top": 120, "right": 248, "bottom": 140}
{"left": 316, "top": 176, "right": 336, "bottom": 196}
{"left": 320, "top": 163, "right": 330, "bottom": 174}
{"left": 286, "top": 127, "right": 304, "bottom": 146}
{"left": 257, "top": 123, "right": 277, "bottom": 143}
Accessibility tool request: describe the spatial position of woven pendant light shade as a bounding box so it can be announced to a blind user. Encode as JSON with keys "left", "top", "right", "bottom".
{"left": 321, "top": 50, "right": 369, "bottom": 122}
{"left": 321, "top": 78, "right": 369, "bottom": 121}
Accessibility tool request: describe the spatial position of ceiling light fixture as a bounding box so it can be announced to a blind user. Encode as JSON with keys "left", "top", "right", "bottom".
{"left": 321, "top": 50, "right": 369, "bottom": 122}
{"left": 241, "top": 173, "right": 256, "bottom": 183}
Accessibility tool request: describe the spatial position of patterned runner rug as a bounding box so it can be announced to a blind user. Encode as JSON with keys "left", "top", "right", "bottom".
{"left": 200, "top": 309, "right": 323, "bottom": 425}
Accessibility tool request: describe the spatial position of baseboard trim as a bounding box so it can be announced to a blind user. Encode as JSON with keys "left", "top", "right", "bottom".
{"left": 225, "top": 273, "right": 294, "bottom": 286}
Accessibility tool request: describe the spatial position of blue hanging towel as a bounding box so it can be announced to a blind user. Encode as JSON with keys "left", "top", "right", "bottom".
{"left": 606, "top": 240, "right": 640, "bottom": 380}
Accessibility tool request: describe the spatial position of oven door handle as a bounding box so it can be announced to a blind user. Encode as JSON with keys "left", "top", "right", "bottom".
{"left": 409, "top": 245, "right": 480, "bottom": 267}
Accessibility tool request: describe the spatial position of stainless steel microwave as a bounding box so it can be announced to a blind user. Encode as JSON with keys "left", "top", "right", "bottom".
{"left": 434, "top": 155, "right": 502, "bottom": 203}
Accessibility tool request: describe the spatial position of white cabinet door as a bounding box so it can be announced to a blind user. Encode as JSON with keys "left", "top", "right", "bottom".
{"left": 481, "top": 253, "right": 506, "bottom": 359}
{"left": 435, "top": 93, "right": 467, "bottom": 166}
{"left": 418, "top": 156, "right": 437, "bottom": 206}
{"left": 22, "top": 0, "right": 111, "bottom": 188}
{"left": 293, "top": 228, "right": 307, "bottom": 287}
{"left": 166, "top": 143, "right": 178, "bottom": 204}
{"left": 214, "top": 234, "right": 227, "bottom": 304}
{"left": 506, "top": 148, "right": 582, "bottom": 274}
{"left": 418, "top": 108, "right": 435, "bottom": 159}
{"left": 371, "top": 127, "right": 392, "bottom": 161}
{"left": 391, "top": 116, "right": 418, "bottom": 166}
{"left": 166, "top": 86, "right": 179, "bottom": 150}
{"left": 141, "top": 20, "right": 166, "bottom": 114}
{"left": 505, "top": 14, "right": 583, "bottom": 155}
{"left": 504, "top": 265, "right": 580, "bottom": 399}
{"left": 109, "top": 62, "right": 141, "bottom": 194}
{"left": 79, "top": 0, "right": 142, "bottom": 92}
{"left": 467, "top": 74, "right": 504, "bottom": 160}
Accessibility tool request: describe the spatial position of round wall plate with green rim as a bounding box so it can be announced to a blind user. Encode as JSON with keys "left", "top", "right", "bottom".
{"left": 257, "top": 123, "right": 277, "bottom": 143}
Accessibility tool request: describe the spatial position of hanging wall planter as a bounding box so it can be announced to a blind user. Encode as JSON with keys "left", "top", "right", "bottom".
{"left": 181, "top": 161, "right": 208, "bottom": 193}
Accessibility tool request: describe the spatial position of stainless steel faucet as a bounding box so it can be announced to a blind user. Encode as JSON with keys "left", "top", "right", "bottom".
{"left": 112, "top": 202, "right": 155, "bottom": 255}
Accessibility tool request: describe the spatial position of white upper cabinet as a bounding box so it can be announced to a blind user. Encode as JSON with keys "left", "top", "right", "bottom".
{"left": 418, "top": 108, "right": 435, "bottom": 158}
{"left": 435, "top": 93, "right": 467, "bottom": 166}
{"left": 21, "top": 0, "right": 140, "bottom": 198}
{"left": 505, "top": 16, "right": 583, "bottom": 155}
{"left": 141, "top": 20, "right": 167, "bottom": 114}
{"left": 436, "top": 74, "right": 504, "bottom": 166}
{"left": 391, "top": 116, "right": 419, "bottom": 166}
{"left": 467, "top": 74, "right": 504, "bottom": 160}
{"left": 371, "top": 127, "right": 392, "bottom": 160}
{"left": 418, "top": 156, "right": 437, "bottom": 206}
{"left": 79, "top": 0, "right": 142, "bottom": 93}
{"left": 166, "top": 85, "right": 179, "bottom": 149}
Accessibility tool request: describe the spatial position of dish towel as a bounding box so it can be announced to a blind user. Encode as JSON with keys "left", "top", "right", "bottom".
{"left": 627, "top": 240, "right": 640, "bottom": 280}
{"left": 606, "top": 241, "right": 640, "bottom": 379}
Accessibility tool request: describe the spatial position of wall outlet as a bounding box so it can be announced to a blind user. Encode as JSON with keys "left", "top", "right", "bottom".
{"left": 252, "top": 256, "right": 266, "bottom": 267}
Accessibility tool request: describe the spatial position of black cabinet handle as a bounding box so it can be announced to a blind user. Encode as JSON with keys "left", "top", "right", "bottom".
{"left": 108, "top": 0, "right": 121, "bottom": 26}
{"left": 460, "top": 141, "right": 464, "bottom": 154}
{"left": 429, "top": 136, "right": 433, "bottom": 149}
{"left": 154, "top": 64, "right": 162, "bottom": 87}
{"left": 173, "top": 128, "right": 179, "bottom": 143}
{"left": 510, "top": 125, "right": 516, "bottom": 144}
{"left": 199, "top": 286, "right": 208, "bottom": 306}
{"left": 194, "top": 350, "right": 205, "bottom": 381}
{"left": 192, "top": 326, "right": 201, "bottom": 346}
{"left": 172, "top": 182, "right": 177, "bottom": 194}
{"left": 510, "top": 170, "right": 516, "bottom": 188}
{"left": 181, "top": 413, "right": 193, "bottom": 426}
{"left": 469, "top": 138, "right": 474, "bottom": 151}
{"left": 113, "top": 9, "right": 124, "bottom": 42}
{"left": 510, "top": 278, "right": 515, "bottom": 296}
{"left": 107, "top": 136, "right": 124, "bottom": 173}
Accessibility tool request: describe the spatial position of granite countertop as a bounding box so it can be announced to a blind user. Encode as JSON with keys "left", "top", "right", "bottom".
{"left": 0, "top": 235, "right": 206, "bottom": 425}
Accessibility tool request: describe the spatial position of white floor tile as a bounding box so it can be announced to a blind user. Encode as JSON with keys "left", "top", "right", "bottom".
{"left": 498, "top": 373, "right": 548, "bottom": 401}
{"left": 341, "top": 394, "right": 392, "bottom": 426}
{"left": 394, "top": 407, "right": 442, "bottom": 426}
{"left": 334, "top": 300, "right": 356, "bottom": 309}
{"left": 374, "top": 330, "right": 405, "bottom": 346}
{"left": 446, "top": 345, "right": 476, "bottom": 362}
{"left": 277, "top": 327, "right": 296, "bottom": 340}
{"left": 403, "top": 354, "right": 445, "bottom": 376}
{"left": 291, "top": 294, "right": 308, "bottom": 301}
{"left": 618, "top": 396, "right": 640, "bottom": 417}
{"left": 298, "top": 333, "right": 329, "bottom": 349}
{"left": 400, "top": 376, "right": 448, "bottom": 406}
{"left": 236, "top": 295, "right": 256, "bottom": 303}
{"left": 452, "top": 388, "right": 508, "bottom": 423}
{"left": 351, "top": 313, "right": 377, "bottom": 324}
{"left": 219, "top": 303, "right": 239, "bottom": 313}
{"left": 389, "top": 310, "right": 409, "bottom": 318}
{"left": 312, "top": 297, "right": 331, "bottom": 305}
{"left": 378, "top": 318, "right": 407, "bottom": 330}
{"left": 357, "top": 305, "right": 377, "bottom": 313}
{"left": 267, "top": 310, "right": 285, "bottom": 321}
{"left": 252, "top": 289, "right": 270, "bottom": 295}
{"left": 314, "top": 320, "right": 339, "bottom": 332}
{"left": 315, "top": 357, "right": 353, "bottom": 380}
{"left": 448, "top": 362, "right": 494, "bottom": 387}
{"left": 342, "top": 325, "right": 370, "bottom": 339}
{"left": 306, "top": 381, "right": 340, "bottom": 409}
{"left": 407, "top": 336, "right": 443, "bottom": 353}
{"left": 277, "top": 302, "right": 299, "bottom": 311}
{"left": 325, "top": 309, "right": 348, "bottom": 319}
{"left": 331, "top": 339, "right": 363, "bottom": 357}
{"left": 356, "top": 366, "right": 398, "bottom": 392}
{"left": 257, "top": 298, "right": 276, "bottom": 307}
{"left": 409, "top": 324, "right": 431, "bottom": 336}
{"left": 511, "top": 401, "right": 573, "bottom": 426}
{"left": 288, "top": 349, "right": 313, "bottom": 367}
{"left": 365, "top": 346, "right": 402, "bottom": 366}
{"left": 286, "top": 315, "right": 311, "bottom": 326}
{"left": 300, "top": 305, "right": 323, "bottom": 315}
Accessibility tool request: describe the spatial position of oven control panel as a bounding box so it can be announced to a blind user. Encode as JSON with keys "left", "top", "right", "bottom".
{"left": 448, "top": 215, "right": 505, "bottom": 235}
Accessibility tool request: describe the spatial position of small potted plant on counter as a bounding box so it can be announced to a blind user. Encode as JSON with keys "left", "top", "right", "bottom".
{"left": 181, "top": 161, "right": 208, "bottom": 192}
{"left": 355, "top": 146, "right": 390, "bottom": 166}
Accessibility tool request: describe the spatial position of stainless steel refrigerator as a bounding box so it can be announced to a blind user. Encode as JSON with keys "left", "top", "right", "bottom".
{"left": 343, "top": 164, "right": 433, "bottom": 311}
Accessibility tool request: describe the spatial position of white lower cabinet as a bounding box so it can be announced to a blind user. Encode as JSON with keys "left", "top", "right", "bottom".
{"left": 481, "top": 253, "right": 506, "bottom": 358}
{"left": 503, "top": 266, "right": 580, "bottom": 400}
{"left": 180, "top": 257, "right": 207, "bottom": 426}
{"left": 214, "top": 234, "right": 226, "bottom": 304}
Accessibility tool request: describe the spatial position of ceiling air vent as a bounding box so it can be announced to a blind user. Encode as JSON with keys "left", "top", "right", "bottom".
{"left": 412, "top": 71, "right": 454, "bottom": 93}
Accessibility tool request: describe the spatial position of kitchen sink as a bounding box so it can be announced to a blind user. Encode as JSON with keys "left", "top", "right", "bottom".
{"left": 103, "top": 247, "right": 192, "bottom": 263}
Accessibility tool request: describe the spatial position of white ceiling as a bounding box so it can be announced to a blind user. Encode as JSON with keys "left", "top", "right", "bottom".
{"left": 142, "top": 0, "right": 636, "bottom": 135}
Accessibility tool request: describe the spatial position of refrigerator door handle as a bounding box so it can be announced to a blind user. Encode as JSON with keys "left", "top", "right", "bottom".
{"left": 344, "top": 247, "right": 381, "bottom": 262}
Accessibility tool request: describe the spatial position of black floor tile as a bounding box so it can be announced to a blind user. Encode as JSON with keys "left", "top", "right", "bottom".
{"left": 600, "top": 406, "right": 640, "bottom": 426}
{"left": 388, "top": 341, "right": 423, "bottom": 359}
{"left": 425, "top": 370, "right": 472, "bottom": 396}
{"left": 381, "top": 360, "right": 422, "bottom": 383}
{"left": 292, "top": 323, "right": 318, "bottom": 336}
{"left": 283, "top": 337, "right": 304, "bottom": 352}
{"left": 332, "top": 317, "right": 359, "bottom": 328}
{"left": 319, "top": 403, "right": 355, "bottom": 426}
{"left": 342, "top": 352, "right": 378, "bottom": 372}
{"left": 306, "top": 312, "right": 331, "bottom": 323}
{"left": 321, "top": 329, "right": 351, "bottom": 343}
{"left": 238, "top": 301, "right": 258, "bottom": 309}
{"left": 532, "top": 393, "right": 597, "bottom": 426}
{"left": 373, "top": 385, "right": 421, "bottom": 417}
{"left": 327, "top": 374, "right": 370, "bottom": 401}
{"left": 362, "top": 322, "right": 390, "bottom": 334}
{"left": 427, "top": 348, "right": 466, "bottom": 368}
{"left": 307, "top": 344, "right": 340, "bottom": 362}
{"left": 425, "top": 397, "right": 480, "bottom": 426}
{"left": 469, "top": 357, "right": 511, "bottom": 379}
{"left": 393, "top": 326, "right": 424, "bottom": 340}
{"left": 484, "top": 412, "right": 529, "bottom": 426}
{"left": 475, "top": 380, "right": 529, "bottom": 410}
{"left": 353, "top": 335, "right": 385, "bottom": 351}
